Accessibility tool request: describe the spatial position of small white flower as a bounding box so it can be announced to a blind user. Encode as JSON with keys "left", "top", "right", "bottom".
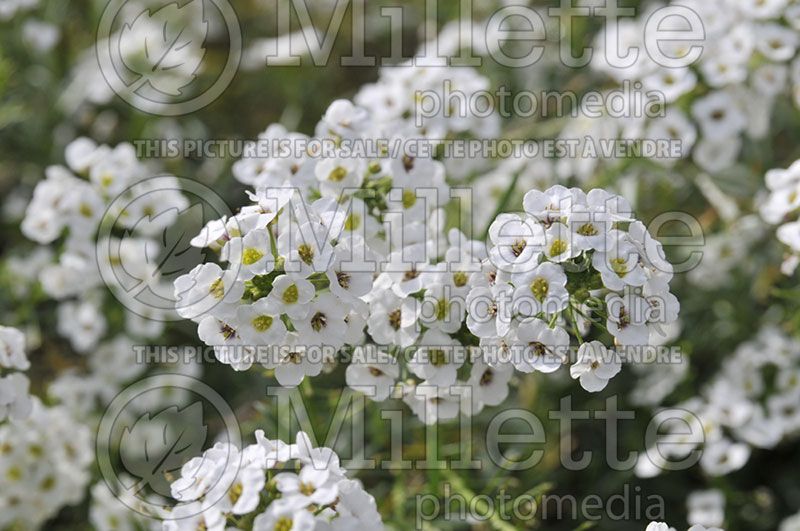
{"left": 345, "top": 354, "right": 399, "bottom": 401}
{"left": 266, "top": 275, "right": 316, "bottom": 320}
{"left": 0, "top": 325, "right": 28, "bottom": 370}
{"left": 293, "top": 293, "right": 349, "bottom": 349}
{"left": 464, "top": 358, "right": 513, "bottom": 414}
{"left": 570, "top": 341, "right": 621, "bottom": 392}
{"left": 235, "top": 299, "right": 287, "bottom": 345}
{"left": 515, "top": 319, "right": 569, "bottom": 374}
{"left": 222, "top": 229, "right": 274, "bottom": 280}
{"left": 408, "top": 329, "right": 463, "bottom": 386}
{"left": 511, "top": 262, "right": 569, "bottom": 318}
{"left": 272, "top": 332, "right": 325, "bottom": 386}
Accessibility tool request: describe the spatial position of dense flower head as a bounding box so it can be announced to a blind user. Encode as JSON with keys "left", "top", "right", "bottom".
{"left": 20, "top": 138, "right": 189, "bottom": 351}
{"left": 0, "top": 325, "right": 32, "bottom": 422}
{"left": 760, "top": 158, "right": 800, "bottom": 273}
{"left": 0, "top": 398, "right": 93, "bottom": 529}
{"left": 585, "top": 0, "right": 800, "bottom": 177}
{"left": 161, "top": 430, "right": 383, "bottom": 531}
{"left": 637, "top": 325, "right": 800, "bottom": 479}
{"left": 177, "top": 96, "right": 681, "bottom": 424}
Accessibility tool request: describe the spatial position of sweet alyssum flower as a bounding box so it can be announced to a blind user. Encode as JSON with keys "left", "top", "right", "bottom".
{"left": 162, "top": 431, "right": 383, "bottom": 531}
{"left": 172, "top": 82, "right": 680, "bottom": 424}
{"left": 636, "top": 325, "right": 800, "bottom": 479}
{"left": 0, "top": 325, "right": 32, "bottom": 422}
{"left": 20, "top": 138, "right": 189, "bottom": 351}
{"left": 760, "top": 158, "right": 800, "bottom": 273}
{"left": 0, "top": 399, "right": 93, "bottom": 530}
{"left": 646, "top": 523, "right": 724, "bottom": 531}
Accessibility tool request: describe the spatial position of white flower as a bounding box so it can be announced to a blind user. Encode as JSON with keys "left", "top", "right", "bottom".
{"left": 346, "top": 353, "right": 399, "bottom": 401}
{"left": 605, "top": 291, "right": 651, "bottom": 346}
{"left": 252, "top": 504, "right": 316, "bottom": 531}
{"left": 315, "top": 156, "right": 364, "bottom": 197}
{"left": 691, "top": 91, "right": 747, "bottom": 141}
{"left": 487, "top": 213, "right": 545, "bottom": 272}
{"left": 645, "top": 524, "right": 675, "bottom": 531}
{"left": 222, "top": 229, "right": 274, "bottom": 280}
{"left": 420, "top": 282, "right": 466, "bottom": 334}
{"left": 266, "top": 275, "right": 316, "bottom": 319}
{"left": 570, "top": 341, "right": 621, "bottom": 392}
{"left": 523, "top": 184, "right": 575, "bottom": 224}
{"left": 384, "top": 243, "right": 430, "bottom": 297}
{"left": 293, "top": 293, "right": 349, "bottom": 349}
{"left": 465, "top": 282, "right": 514, "bottom": 338}
{"left": 174, "top": 263, "right": 245, "bottom": 321}
{"left": 755, "top": 23, "right": 798, "bottom": 61}
{"left": 592, "top": 231, "right": 648, "bottom": 291}
{"left": 511, "top": 262, "right": 569, "bottom": 318}
{"left": 271, "top": 332, "right": 325, "bottom": 386}
{"left": 274, "top": 465, "right": 338, "bottom": 507}
{"left": 163, "top": 502, "right": 225, "bottom": 531}
{"left": 366, "top": 288, "right": 420, "bottom": 347}
{"left": 278, "top": 220, "right": 336, "bottom": 277}
{"left": 57, "top": 299, "right": 106, "bottom": 353}
{"left": 403, "top": 383, "right": 462, "bottom": 424}
{"left": 0, "top": 325, "right": 28, "bottom": 370}
{"left": 543, "top": 222, "right": 580, "bottom": 262}
{"left": 464, "top": 358, "right": 513, "bottom": 414}
{"left": 0, "top": 373, "right": 33, "bottom": 421}
{"left": 515, "top": 319, "right": 569, "bottom": 374}
{"left": 700, "top": 438, "right": 750, "bottom": 476}
{"left": 687, "top": 489, "right": 725, "bottom": 529}
{"left": 326, "top": 241, "right": 375, "bottom": 303}
{"left": 408, "top": 329, "right": 463, "bottom": 386}
{"left": 235, "top": 299, "right": 287, "bottom": 345}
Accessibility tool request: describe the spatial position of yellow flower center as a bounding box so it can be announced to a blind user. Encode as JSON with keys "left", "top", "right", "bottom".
{"left": 610, "top": 257, "right": 629, "bottom": 277}
{"left": 530, "top": 277, "right": 549, "bottom": 302}
{"left": 344, "top": 213, "right": 361, "bottom": 231}
{"left": 430, "top": 349, "right": 447, "bottom": 367}
{"left": 298, "top": 244, "right": 314, "bottom": 265}
{"left": 401, "top": 189, "right": 417, "bottom": 209}
{"left": 242, "top": 248, "right": 264, "bottom": 265}
{"left": 328, "top": 166, "right": 348, "bottom": 182}
{"left": 252, "top": 315, "right": 274, "bottom": 332}
{"left": 549, "top": 239, "right": 568, "bottom": 256}
{"left": 282, "top": 284, "right": 299, "bottom": 304}
{"left": 209, "top": 278, "right": 225, "bottom": 299}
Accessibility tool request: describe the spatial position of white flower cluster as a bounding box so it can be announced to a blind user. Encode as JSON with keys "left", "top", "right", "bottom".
{"left": 21, "top": 137, "right": 189, "bottom": 351}
{"left": 90, "top": 476, "right": 162, "bottom": 531}
{"left": 646, "top": 523, "right": 723, "bottom": 531}
{"left": 760, "top": 158, "right": 800, "bottom": 274}
{"left": 351, "top": 184, "right": 680, "bottom": 423}
{"left": 162, "top": 431, "right": 382, "bottom": 531}
{"left": 637, "top": 326, "right": 800, "bottom": 478}
{"left": 355, "top": 63, "right": 500, "bottom": 141}
{"left": 178, "top": 95, "right": 680, "bottom": 423}
{"left": 0, "top": 0, "right": 37, "bottom": 21}
{"left": 589, "top": 0, "right": 800, "bottom": 175}
{"left": 0, "top": 325, "right": 32, "bottom": 422}
{"left": 686, "top": 490, "right": 725, "bottom": 530}
{"left": 0, "top": 398, "right": 93, "bottom": 529}
{"left": 180, "top": 98, "right": 449, "bottom": 382}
